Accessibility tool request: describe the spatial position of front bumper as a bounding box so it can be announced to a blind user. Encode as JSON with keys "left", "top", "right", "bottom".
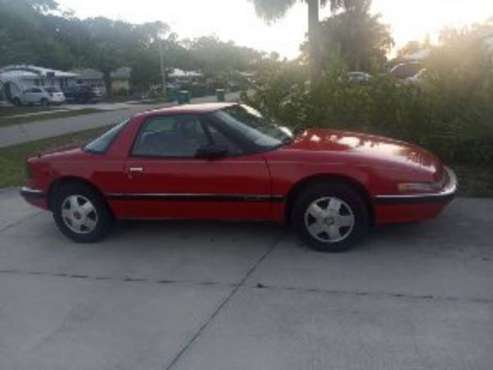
{"left": 373, "top": 167, "right": 458, "bottom": 225}
{"left": 374, "top": 167, "right": 458, "bottom": 205}
{"left": 48, "top": 98, "right": 66, "bottom": 104}
{"left": 20, "top": 187, "right": 48, "bottom": 209}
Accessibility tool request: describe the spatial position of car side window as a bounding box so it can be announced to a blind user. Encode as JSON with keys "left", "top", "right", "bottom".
{"left": 205, "top": 123, "right": 243, "bottom": 156}
{"left": 132, "top": 115, "right": 210, "bottom": 158}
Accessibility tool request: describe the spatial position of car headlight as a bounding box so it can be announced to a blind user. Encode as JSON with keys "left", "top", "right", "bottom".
{"left": 398, "top": 169, "right": 449, "bottom": 194}
{"left": 398, "top": 182, "right": 438, "bottom": 193}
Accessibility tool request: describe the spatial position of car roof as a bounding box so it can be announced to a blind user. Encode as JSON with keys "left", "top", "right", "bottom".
{"left": 136, "top": 102, "right": 238, "bottom": 118}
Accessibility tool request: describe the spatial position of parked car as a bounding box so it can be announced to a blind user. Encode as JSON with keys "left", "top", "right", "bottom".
{"left": 64, "top": 84, "right": 105, "bottom": 103}
{"left": 390, "top": 61, "right": 423, "bottom": 79}
{"left": 347, "top": 71, "right": 372, "bottom": 84}
{"left": 405, "top": 68, "right": 428, "bottom": 85}
{"left": 21, "top": 103, "right": 457, "bottom": 252}
{"left": 44, "top": 87, "right": 66, "bottom": 105}
{"left": 17, "top": 86, "right": 65, "bottom": 106}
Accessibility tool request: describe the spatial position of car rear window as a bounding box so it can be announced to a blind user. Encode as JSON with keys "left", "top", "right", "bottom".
{"left": 84, "top": 119, "right": 129, "bottom": 154}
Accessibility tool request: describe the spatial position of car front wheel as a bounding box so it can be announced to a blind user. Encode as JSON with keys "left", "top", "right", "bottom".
{"left": 292, "top": 183, "right": 370, "bottom": 252}
{"left": 52, "top": 183, "right": 113, "bottom": 243}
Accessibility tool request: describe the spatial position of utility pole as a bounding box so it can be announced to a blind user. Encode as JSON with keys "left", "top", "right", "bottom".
{"left": 159, "top": 39, "right": 167, "bottom": 97}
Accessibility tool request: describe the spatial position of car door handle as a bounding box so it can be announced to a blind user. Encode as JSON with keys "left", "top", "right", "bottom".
{"left": 127, "top": 167, "right": 144, "bottom": 178}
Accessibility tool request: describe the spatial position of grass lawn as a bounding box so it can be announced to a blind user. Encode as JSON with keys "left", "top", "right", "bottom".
{"left": 0, "top": 127, "right": 107, "bottom": 188}
{"left": 0, "top": 129, "right": 491, "bottom": 198}
{"left": 0, "top": 108, "right": 101, "bottom": 127}
{"left": 0, "top": 105, "right": 54, "bottom": 117}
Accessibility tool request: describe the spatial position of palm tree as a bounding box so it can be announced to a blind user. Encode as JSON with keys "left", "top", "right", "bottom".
{"left": 250, "top": 0, "right": 345, "bottom": 80}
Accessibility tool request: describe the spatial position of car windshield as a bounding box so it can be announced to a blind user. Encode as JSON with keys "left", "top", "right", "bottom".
{"left": 84, "top": 119, "right": 129, "bottom": 154}
{"left": 45, "top": 87, "right": 61, "bottom": 93}
{"left": 213, "top": 105, "right": 293, "bottom": 149}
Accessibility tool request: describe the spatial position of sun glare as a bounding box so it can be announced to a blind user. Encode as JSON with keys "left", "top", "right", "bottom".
{"left": 59, "top": 0, "right": 493, "bottom": 58}
{"left": 372, "top": 0, "right": 493, "bottom": 48}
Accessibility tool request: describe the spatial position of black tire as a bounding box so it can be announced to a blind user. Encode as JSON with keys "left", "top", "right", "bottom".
{"left": 13, "top": 97, "right": 22, "bottom": 106}
{"left": 291, "top": 183, "right": 370, "bottom": 252}
{"left": 40, "top": 98, "right": 49, "bottom": 106}
{"left": 52, "top": 183, "right": 113, "bottom": 243}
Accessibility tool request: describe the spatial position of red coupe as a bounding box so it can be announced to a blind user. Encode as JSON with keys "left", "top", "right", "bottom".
{"left": 21, "top": 103, "right": 457, "bottom": 252}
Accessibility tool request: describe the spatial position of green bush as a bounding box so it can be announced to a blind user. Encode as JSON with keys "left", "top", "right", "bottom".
{"left": 242, "top": 57, "right": 493, "bottom": 165}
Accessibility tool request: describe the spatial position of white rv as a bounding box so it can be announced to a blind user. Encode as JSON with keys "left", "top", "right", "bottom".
{"left": 0, "top": 65, "right": 75, "bottom": 105}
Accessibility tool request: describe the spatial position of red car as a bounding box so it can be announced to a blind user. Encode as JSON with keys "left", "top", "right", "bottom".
{"left": 21, "top": 103, "right": 457, "bottom": 252}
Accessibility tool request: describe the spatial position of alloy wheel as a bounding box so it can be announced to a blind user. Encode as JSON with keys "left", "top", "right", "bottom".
{"left": 61, "top": 195, "right": 98, "bottom": 234}
{"left": 304, "top": 196, "right": 355, "bottom": 243}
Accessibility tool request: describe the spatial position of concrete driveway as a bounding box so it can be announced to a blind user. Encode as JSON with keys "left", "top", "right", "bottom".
{"left": 0, "top": 189, "right": 492, "bottom": 370}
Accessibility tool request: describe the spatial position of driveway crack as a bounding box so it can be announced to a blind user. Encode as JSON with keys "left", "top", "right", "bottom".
{"left": 0, "top": 269, "right": 237, "bottom": 289}
{"left": 163, "top": 233, "right": 285, "bottom": 370}
{"left": 0, "top": 210, "right": 43, "bottom": 233}
{"left": 249, "top": 283, "right": 493, "bottom": 304}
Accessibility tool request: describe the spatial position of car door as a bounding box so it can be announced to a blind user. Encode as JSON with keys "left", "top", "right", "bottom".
{"left": 117, "top": 114, "right": 273, "bottom": 220}
{"left": 22, "top": 88, "right": 36, "bottom": 104}
{"left": 28, "top": 88, "right": 44, "bottom": 104}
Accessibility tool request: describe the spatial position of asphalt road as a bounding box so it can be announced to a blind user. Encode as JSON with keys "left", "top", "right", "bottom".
{"left": 0, "top": 189, "right": 492, "bottom": 370}
{"left": 0, "top": 92, "right": 242, "bottom": 148}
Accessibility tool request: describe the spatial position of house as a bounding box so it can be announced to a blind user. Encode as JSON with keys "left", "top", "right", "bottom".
{"left": 0, "top": 65, "right": 76, "bottom": 103}
{"left": 110, "top": 67, "right": 132, "bottom": 95}
{"left": 0, "top": 64, "right": 133, "bottom": 102}
{"left": 68, "top": 68, "right": 107, "bottom": 96}
{"left": 70, "top": 68, "right": 104, "bottom": 87}
{"left": 72, "top": 67, "right": 131, "bottom": 95}
{"left": 168, "top": 68, "right": 203, "bottom": 84}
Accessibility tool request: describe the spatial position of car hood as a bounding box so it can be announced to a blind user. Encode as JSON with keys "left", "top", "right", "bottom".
{"left": 286, "top": 129, "right": 444, "bottom": 178}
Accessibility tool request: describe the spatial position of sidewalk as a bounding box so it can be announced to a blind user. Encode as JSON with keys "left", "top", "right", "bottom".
{"left": 0, "top": 92, "right": 241, "bottom": 148}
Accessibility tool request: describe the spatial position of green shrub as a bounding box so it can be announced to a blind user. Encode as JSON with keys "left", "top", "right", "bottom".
{"left": 242, "top": 58, "right": 493, "bottom": 165}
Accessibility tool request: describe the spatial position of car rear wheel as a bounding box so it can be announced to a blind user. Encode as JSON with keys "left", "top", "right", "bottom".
{"left": 292, "top": 183, "right": 370, "bottom": 252}
{"left": 52, "top": 183, "right": 113, "bottom": 243}
{"left": 40, "top": 98, "right": 49, "bottom": 106}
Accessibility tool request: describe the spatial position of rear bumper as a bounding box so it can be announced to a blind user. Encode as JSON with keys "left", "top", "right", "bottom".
{"left": 374, "top": 167, "right": 458, "bottom": 224}
{"left": 20, "top": 187, "right": 48, "bottom": 209}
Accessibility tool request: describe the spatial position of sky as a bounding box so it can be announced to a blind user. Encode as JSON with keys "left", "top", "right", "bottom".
{"left": 58, "top": 0, "right": 493, "bottom": 59}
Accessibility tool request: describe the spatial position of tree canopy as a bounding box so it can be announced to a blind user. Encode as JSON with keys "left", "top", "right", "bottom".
{"left": 314, "top": 4, "right": 394, "bottom": 71}
{"left": 0, "top": 0, "right": 265, "bottom": 92}
{"left": 250, "top": 0, "right": 361, "bottom": 79}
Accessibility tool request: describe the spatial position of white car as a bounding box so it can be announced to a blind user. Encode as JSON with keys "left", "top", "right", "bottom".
{"left": 390, "top": 62, "right": 423, "bottom": 79}
{"left": 405, "top": 68, "right": 428, "bottom": 85}
{"left": 347, "top": 71, "right": 372, "bottom": 84}
{"left": 19, "top": 87, "right": 66, "bottom": 106}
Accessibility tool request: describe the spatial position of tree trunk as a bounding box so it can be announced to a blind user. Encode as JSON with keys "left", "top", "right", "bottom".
{"left": 307, "top": 0, "right": 321, "bottom": 82}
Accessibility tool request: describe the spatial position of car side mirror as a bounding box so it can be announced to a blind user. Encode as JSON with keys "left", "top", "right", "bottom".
{"left": 195, "top": 144, "right": 228, "bottom": 160}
